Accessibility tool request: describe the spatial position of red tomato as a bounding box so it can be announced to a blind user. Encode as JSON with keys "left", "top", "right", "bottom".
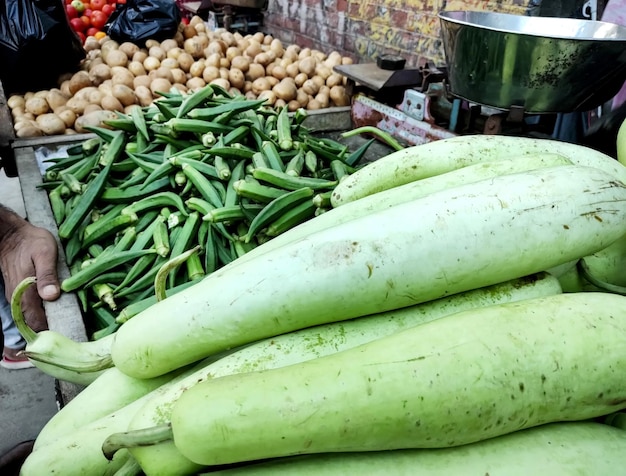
{"left": 102, "top": 3, "right": 114, "bottom": 15}
{"left": 69, "top": 17, "right": 86, "bottom": 32}
{"left": 91, "top": 0, "right": 105, "bottom": 9}
{"left": 84, "top": 8, "right": 93, "bottom": 17}
{"left": 80, "top": 15, "right": 91, "bottom": 27}
{"left": 76, "top": 31, "right": 86, "bottom": 43}
{"left": 65, "top": 5, "right": 78, "bottom": 18}
{"left": 116, "top": 0, "right": 126, "bottom": 4}
{"left": 90, "top": 10, "right": 107, "bottom": 30}
{"left": 86, "top": 27, "right": 100, "bottom": 37}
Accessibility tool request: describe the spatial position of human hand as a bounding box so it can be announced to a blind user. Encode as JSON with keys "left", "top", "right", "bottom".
{"left": 0, "top": 206, "right": 60, "bottom": 331}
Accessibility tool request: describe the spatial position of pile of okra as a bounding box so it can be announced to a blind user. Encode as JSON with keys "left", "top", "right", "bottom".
{"left": 40, "top": 84, "right": 375, "bottom": 339}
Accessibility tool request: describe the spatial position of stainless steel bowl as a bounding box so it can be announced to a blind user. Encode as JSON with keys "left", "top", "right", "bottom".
{"left": 438, "top": 11, "right": 626, "bottom": 113}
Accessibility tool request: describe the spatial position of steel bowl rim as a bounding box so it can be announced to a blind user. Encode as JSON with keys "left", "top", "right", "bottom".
{"left": 438, "top": 10, "right": 626, "bottom": 42}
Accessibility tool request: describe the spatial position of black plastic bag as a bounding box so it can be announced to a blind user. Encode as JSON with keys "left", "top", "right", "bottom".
{"left": 106, "top": 0, "right": 181, "bottom": 45}
{"left": 0, "top": 0, "right": 85, "bottom": 95}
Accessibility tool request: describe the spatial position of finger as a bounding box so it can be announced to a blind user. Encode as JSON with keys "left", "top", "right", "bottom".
{"left": 21, "top": 286, "right": 48, "bottom": 332}
{"left": 32, "top": 248, "right": 60, "bottom": 302}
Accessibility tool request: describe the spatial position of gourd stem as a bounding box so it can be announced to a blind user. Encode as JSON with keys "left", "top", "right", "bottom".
{"left": 102, "top": 424, "right": 174, "bottom": 461}
{"left": 10, "top": 277, "right": 38, "bottom": 344}
{"left": 577, "top": 259, "right": 626, "bottom": 295}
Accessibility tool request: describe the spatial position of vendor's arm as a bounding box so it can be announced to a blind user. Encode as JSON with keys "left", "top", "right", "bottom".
{"left": 0, "top": 204, "right": 60, "bottom": 330}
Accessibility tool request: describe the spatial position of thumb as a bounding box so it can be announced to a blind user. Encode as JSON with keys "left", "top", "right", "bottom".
{"left": 33, "top": 260, "right": 60, "bottom": 302}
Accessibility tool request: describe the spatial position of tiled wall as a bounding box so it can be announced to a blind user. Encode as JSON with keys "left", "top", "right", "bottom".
{"left": 264, "top": 0, "right": 533, "bottom": 66}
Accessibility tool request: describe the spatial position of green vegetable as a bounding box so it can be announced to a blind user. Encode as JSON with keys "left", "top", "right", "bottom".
{"left": 331, "top": 135, "right": 626, "bottom": 207}
{"left": 102, "top": 272, "right": 561, "bottom": 476}
{"left": 11, "top": 278, "right": 114, "bottom": 385}
{"left": 205, "top": 423, "right": 626, "bottom": 476}
{"left": 110, "top": 165, "right": 626, "bottom": 379}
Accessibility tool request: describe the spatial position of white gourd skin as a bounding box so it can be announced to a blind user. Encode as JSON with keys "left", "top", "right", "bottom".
{"left": 125, "top": 273, "right": 561, "bottom": 476}
{"left": 205, "top": 422, "right": 626, "bottom": 476}
{"left": 33, "top": 366, "right": 184, "bottom": 450}
{"left": 170, "top": 292, "right": 626, "bottom": 466}
{"left": 20, "top": 361, "right": 211, "bottom": 476}
{"left": 617, "top": 117, "right": 626, "bottom": 166}
{"left": 220, "top": 153, "right": 574, "bottom": 268}
{"left": 330, "top": 134, "right": 626, "bottom": 207}
{"left": 111, "top": 165, "right": 626, "bottom": 379}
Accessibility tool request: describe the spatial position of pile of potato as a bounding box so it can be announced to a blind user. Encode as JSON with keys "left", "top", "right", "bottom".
{"left": 8, "top": 16, "right": 354, "bottom": 138}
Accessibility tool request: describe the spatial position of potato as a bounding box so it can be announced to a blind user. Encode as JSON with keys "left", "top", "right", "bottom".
{"left": 144, "top": 56, "right": 161, "bottom": 72}
{"left": 47, "top": 89, "right": 69, "bottom": 112}
{"left": 184, "top": 37, "right": 208, "bottom": 59}
{"left": 228, "top": 68, "right": 245, "bottom": 90}
{"left": 298, "top": 56, "right": 317, "bottom": 76}
{"left": 133, "top": 75, "right": 152, "bottom": 90}
{"left": 74, "top": 86, "right": 98, "bottom": 103}
{"left": 325, "top": 72, "right": 343, "bottom": 88}
{"left": 329, "top": 85, "right": 350, "bottom": 106}
{"left": 167, "top": 47, "right": 184, "bottom": 60}
{"left": 74, "top": 110, "right": 118, "bottom": 133}
{"left": 273, "top": 78, "right": 297, "bottom": 102}
{"left": 25, "top": 96, "right": 50, "bottom": 115}
{"left": 153, "top": 66, "right": 175, "bottom": 83}
{"left": 287, "top": 99, "right": 301, "bottom": 112}
{"left": 65, "top": 97, "right": 89, "bottom": 115}
{"left": 119, "top": 42, "right": 140, "bottom": 59}
{"left": 88, "top": 89, "right": 105, "bottom": 106}
{"left": 301, "top": 78, "right": 320, "bottom": 96}
{"left": 285, "top": 62, "right": 300, "bottom": 78}
{"left": 294, "top": 72, "right": 308, "bottom": 87}
{"left": 202, "top": 65, "right": 220, "bottom": 83}
{"left": 186, "top": 77, "right": 206, "bottom": 91}
{"left": 128, "top": 61, "right": 147, "bottom": 77}
{"left": 170, "top": 68, "right": 187, "bottom": 84}
{"left": 161, "top": 39, "right": 179, "bottom": 52}
{"left": 15, "top": 125, "right": 43, "bottom": 138}
{"left": 89, "top": 63, "right": 112, "bottom": 86}
{"left": 105, "top": 49, "right": 128, "bottom": 68}
{"left": 149, "top": 46, "right": 166, "bottom": 61}
{"left": 112, "top": 84, "right": 137, "bottom": 107}
{"left": 68, "top": 71, "right": 92, "bottom": 95}
{"left": 189, "top": 59, "right": 206, "bottom": 78}
{"left": 7, "top": 95, "right": 25, "bottom": 110}
{"left": 251, "top": 77, "right": 271, "bottom": 95}
{"left": 84, "top": 103, "right": 104, "bottom": 115}
{"left": 111, "top": 69, "right": 135, "bottom": 89}
{"left": 160, "top": 58, "right": 179, "bottom": 70}
{"left": 134, "top": 85, "right": 153, "bottom": 107}
{"left": 150, "top": 78, "right": 173, "bottom": 95}
{"left": 230, "top": 56, "right": 250, "bottom": 73}
{"left": 177, "top": 52, "right": 194, "bottom": 72}
{"left": 246, "top": 63, "right": 266, "bottom": 81}
{"left": 57, "top": 109, "right": 77, "bottom": 128}
{"left": 306, "top": 98, "right": 322, "bottom": 110}
{"left": 253, "top": 52, "right": 271, "bottom": 66}
{"left": 133, "top": 50, "right": 149, "bottom": 63}
{"left": 83, "top": 36, "right": 101, "bottom": 52}
{"left": 101, "top": 94, "right": 124, "bottom": 112}
{"left": 36, "top": 113, "right": 68, "bottom": 135}
{"left": 257, "top": 90, "right": 276, "bottom": 106}
{"left": 209, "top": 78, "right": 230, "bottom": 90}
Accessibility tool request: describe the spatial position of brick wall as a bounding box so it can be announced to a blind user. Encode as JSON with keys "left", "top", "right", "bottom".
{"left": 264, "top": 0, "right": 533, "bottom": 67}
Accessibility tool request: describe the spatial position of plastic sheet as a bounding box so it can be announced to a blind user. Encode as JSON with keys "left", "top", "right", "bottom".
{"left": 0, "top": 0, "right": 85, "bottom": 95}
{"left": 106, "top": 0, "right": 181, "bottom": 45}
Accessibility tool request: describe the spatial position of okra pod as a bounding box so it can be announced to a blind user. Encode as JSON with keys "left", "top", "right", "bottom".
{"left": 244, "top": 187, "right": 314, "bottom": 243}
{"left": 181, "top": 163, "right": 224, "bottom": 207}
{"left": 252, "top": 167, "right": 338, "bottom": 191}
{"left": 58, "top": 161, "right": 113, "bottom": 240}
{"left": 265, "top": 200, "right": 317, "bottom": 237}
{"left": 61, "top": 249, "right": 156, "bottom": 292}
{"left": 122, "top": 192, "right": 189, "bottom": 218}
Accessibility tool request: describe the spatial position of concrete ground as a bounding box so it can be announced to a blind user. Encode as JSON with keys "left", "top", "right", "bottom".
{"left": 0, "top": 168, "right": 59, "bottom": 459}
